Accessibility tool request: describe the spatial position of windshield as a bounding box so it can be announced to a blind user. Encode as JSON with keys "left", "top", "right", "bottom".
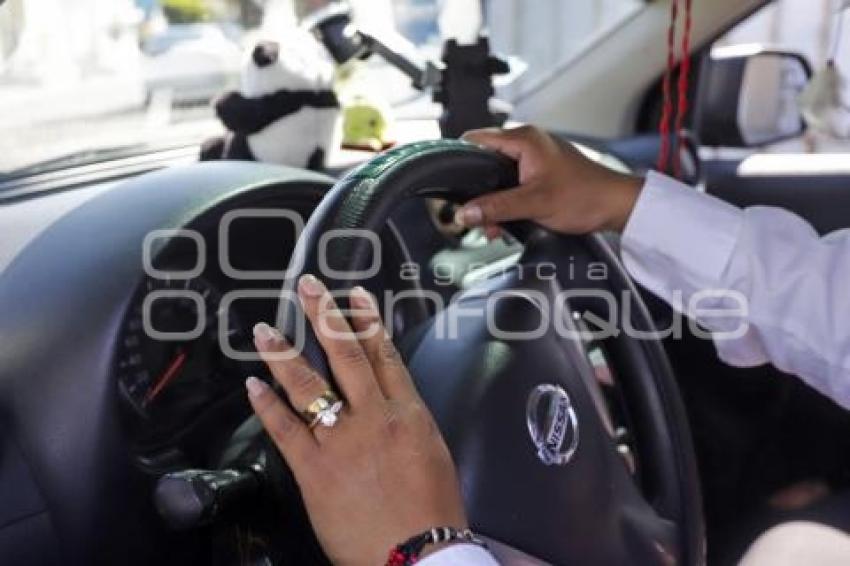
{"left": 0, "top": 0, "right": 640, "bottom": 176}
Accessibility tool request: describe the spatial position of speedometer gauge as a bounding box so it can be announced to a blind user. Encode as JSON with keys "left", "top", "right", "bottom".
{"left": 115, "top": 276, "right": 253, "bottom": 444}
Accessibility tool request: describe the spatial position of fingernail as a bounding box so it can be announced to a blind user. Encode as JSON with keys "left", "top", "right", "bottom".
{"left": 245, "top": 376, "right": 269, "bottom": 398}
{"left": 350, "top": 286, "right": 374, "bottom": 309}
{"left": 455, "top": 204, "right": 483, "bottom": 227}
{"left": 298, "top": 274, "right": 325, "bottom": 298}
{"left": 253, "top": 322, "right": 280, "bottom": 344}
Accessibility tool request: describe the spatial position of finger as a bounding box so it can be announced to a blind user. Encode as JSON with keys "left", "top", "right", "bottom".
{"left": 454, "top": 182, "right": 544, "bottom": 227}
{"left": 298, "top": 275, "right": 382, "bottom": 407}
{"left": 245, "top": 376, "right": 318, "bottom": 474}
{"left": 253, "top": 321, "right": 333, "bottom": 417}
{"left": 348, "top": 286, "right": 420, "bottom": 402}
{"left": 462, "top": 126, "right": 539, "bottom": 161}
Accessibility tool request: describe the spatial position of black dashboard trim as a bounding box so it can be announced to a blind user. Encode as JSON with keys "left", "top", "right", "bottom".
{"left": 0, "top": 146, "right": 200, "bottom": 204}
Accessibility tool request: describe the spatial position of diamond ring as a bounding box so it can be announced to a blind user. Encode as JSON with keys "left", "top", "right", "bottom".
{"left": 302, "top": 390, "right": 344, "bottom": 430}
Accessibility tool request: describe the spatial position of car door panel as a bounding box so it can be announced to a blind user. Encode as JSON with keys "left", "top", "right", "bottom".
{"left": 705, "top": 159, "right": 850, "bottom": 235}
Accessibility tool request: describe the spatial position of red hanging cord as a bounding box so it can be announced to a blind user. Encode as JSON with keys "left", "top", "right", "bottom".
{"left": 673, "top": 0, "right": 693, "bottom": 179}
{"left": 657, "top": 0, "right": 679, "bottom": 174}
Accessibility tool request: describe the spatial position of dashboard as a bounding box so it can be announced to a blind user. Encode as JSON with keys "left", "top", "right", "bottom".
{"left": 0, "top": 144, "right": 634, "bottom": 565}
{"left": 0, "top": 155, "right": 473, "bottom": 564}
{"left": 0, "top": 161, "right": 403, "bottom": 564}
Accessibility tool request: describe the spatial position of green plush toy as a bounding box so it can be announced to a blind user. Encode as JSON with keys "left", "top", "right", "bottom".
{"left": 341, "top": 95, "right": 395, "bottom": 152}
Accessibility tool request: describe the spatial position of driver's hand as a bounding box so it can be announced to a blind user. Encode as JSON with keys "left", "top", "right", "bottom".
{"left": 459, "top": 125, "right": 644, "bottom": 237}
{"left": 246, "top": 275, "right": 466, "bottom": 566}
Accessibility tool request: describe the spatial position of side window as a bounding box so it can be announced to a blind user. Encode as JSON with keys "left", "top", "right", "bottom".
{"left": 704, "top": 0, "right": 850, "bottom": 154}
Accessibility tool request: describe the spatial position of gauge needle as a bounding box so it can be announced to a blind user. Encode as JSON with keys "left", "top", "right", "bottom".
{"left": 144, "top": 350, "right": 188, "bottom": 407}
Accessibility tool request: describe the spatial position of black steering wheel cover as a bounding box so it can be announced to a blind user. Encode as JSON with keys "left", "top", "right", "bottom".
{"left": 278, "top": 140, "right": 704, "bottom": 564}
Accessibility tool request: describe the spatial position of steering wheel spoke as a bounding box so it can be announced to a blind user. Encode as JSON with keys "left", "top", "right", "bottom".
{"left": 407, "top": 263, "right": 680, "bottom": 564}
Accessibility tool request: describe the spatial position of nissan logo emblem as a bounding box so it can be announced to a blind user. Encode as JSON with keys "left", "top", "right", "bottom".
{"left": 526, "top": 384, "right": 579, "bottom": 466}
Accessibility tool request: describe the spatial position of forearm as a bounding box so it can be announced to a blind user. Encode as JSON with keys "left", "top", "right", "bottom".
{"left": 621, "top": 172, "right": 850, "bottom": 408}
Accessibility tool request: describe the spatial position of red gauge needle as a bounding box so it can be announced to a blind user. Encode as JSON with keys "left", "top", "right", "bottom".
{"left": 144, "top": 349, "right": 188, "bottom": 407}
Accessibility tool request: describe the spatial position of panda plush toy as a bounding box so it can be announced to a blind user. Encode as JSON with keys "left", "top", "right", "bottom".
{"left": 201, "top": 35, "right": 340, "bottom": 171}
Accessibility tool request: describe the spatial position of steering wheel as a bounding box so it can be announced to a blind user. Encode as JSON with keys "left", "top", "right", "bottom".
{"left": 159, "top": 141, "right": 702, "bottom": 564}
{"left": 267, "top": 140, "right": 706, "bottom": 565}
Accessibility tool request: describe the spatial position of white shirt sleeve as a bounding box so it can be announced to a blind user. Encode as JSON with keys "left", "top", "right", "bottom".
{"left": 621, "top": 171, "right": 850, "bottom": 409}
{"left": 415, "top": 543, "right": 500, "bottom": 565}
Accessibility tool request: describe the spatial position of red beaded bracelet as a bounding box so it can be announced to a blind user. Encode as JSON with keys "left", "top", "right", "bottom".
{"left": 386, "top": 526, "right": 486, "bottom": 566}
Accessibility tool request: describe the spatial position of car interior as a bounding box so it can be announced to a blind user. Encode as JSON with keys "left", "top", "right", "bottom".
{"left": 1, "top": 0, "right": 850, "bottom": 565}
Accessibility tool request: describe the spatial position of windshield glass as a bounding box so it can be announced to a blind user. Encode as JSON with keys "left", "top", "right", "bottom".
{"left": 0, "top": 0, "right": 640, "bottom": 176}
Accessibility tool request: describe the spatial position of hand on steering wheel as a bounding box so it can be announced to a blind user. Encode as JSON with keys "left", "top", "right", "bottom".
{"left": 459, "top": 126, "right": 642, "bottom": 238}
{"left": 246, "top": 274, "right": 466, "bottom": 566}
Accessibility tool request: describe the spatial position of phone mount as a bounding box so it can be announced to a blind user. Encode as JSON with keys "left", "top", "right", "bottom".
{"left": 305, "top": 4, "right": 509, "bottom": 139}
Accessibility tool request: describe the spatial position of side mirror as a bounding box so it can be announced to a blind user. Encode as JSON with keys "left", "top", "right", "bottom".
{"left": 698, "top": 47, "right": 812, "bottom": 148}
